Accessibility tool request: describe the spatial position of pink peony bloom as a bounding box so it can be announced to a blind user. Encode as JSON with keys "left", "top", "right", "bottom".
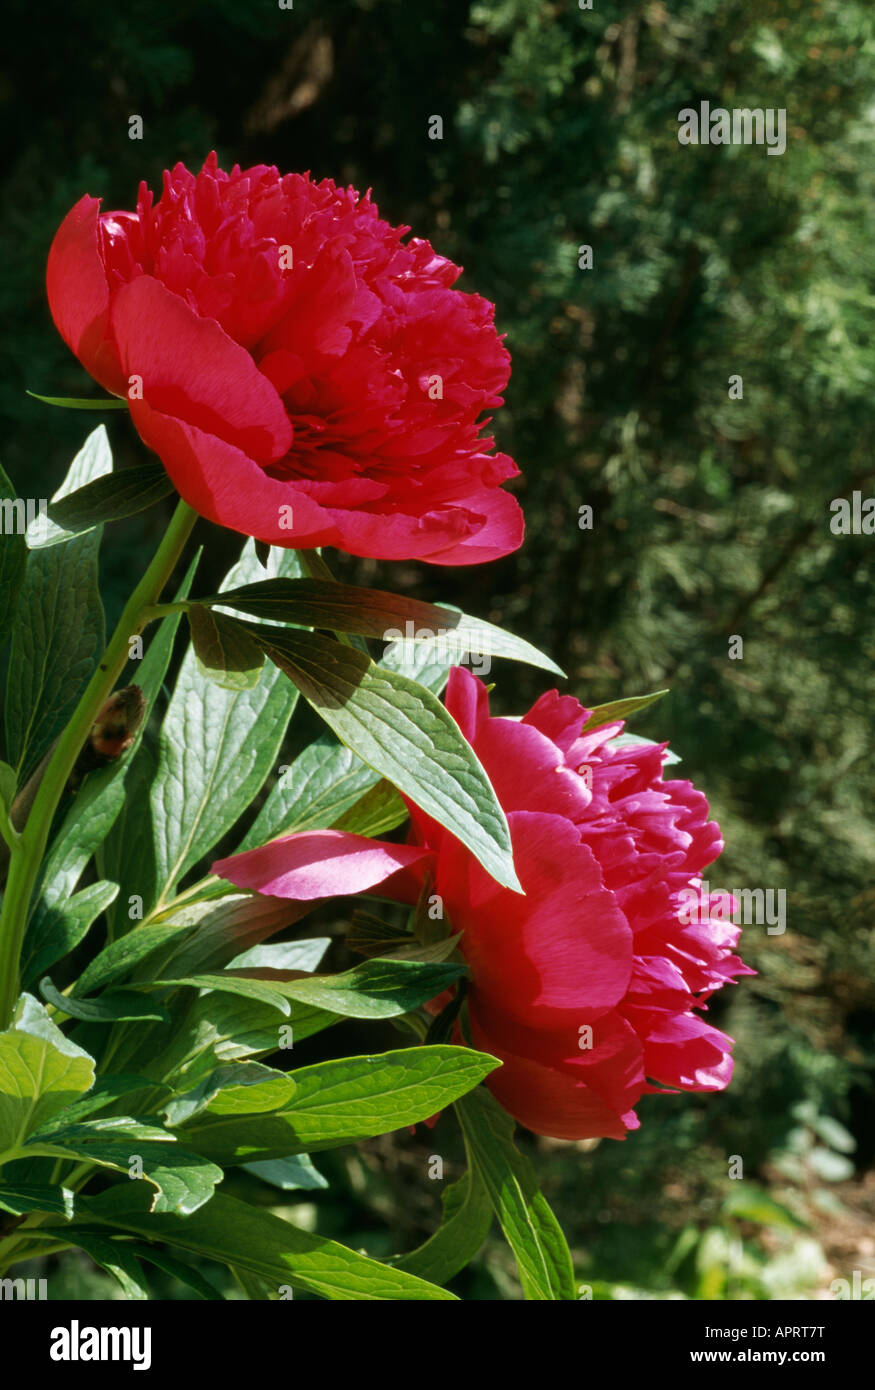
{"left": 213, "top": 669, "right": 753, "bottom": 1140}
{"left": 46, "top": 154, "right": 523, "bottom": 565}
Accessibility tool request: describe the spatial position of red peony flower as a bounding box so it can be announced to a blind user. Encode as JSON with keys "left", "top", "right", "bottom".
{"left": 46, "top": 154, "right": 523, "bottom": 564}
{"left": 212, "top": 669, "right": 753, "bottom": 1141}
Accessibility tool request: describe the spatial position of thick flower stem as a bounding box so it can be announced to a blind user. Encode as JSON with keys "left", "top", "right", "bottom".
{"left": 0, "top": 498, "right": 198, "bottom": 1030}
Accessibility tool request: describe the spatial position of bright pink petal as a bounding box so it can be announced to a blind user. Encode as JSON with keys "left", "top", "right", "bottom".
{"left": 125, "top": 401, "right": 329, "bottom": 543}
{"left": 467, "top": 1001, "right": 643, "bottom": 1140}
{"left": 408, "top": 486, "right": 524, "bottom": 565}
{"left": 111, "top": 275, "right": 293, "bottom": 461}
{"left": 212, "top": 829, "right": 433, "bottom": 901}
{"left": 46, "top": 195, "right": 126, "bottom": 395}
{"left": 439, "top": 810, "right": 633, "bottom": 1029}
{"left": 637, "top": 1012, "right": 735, "bottom": 1091}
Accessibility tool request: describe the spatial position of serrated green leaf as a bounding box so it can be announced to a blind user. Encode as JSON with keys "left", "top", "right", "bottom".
{"left": 83, "top": 1185, "right": 456, "bottom": 1300}
{"left": 241, "top": 626, "right": 520, "bottom": 892}
{"left": 175, "top": 1046, "right": 500, "bottom": 1161}
{"left": 455, "top": 1087, "right": 575, "bottom": 1301}
{"left": 28, "top": 463, "right": 175, "bottom": 548}
{"left": 187, "top": 605, "right": 265, "bottom": 691}
{"left": 4, "top": 427, "right": 111, "bottom": 781}
{"left": 0, "top": 994, "right": 95, "bottom": 1155}
{"left": 580, "top": 689, "right": 669, "bottom": 732}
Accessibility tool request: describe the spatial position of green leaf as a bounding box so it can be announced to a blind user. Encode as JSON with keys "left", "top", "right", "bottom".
{"left": 74, "top": 900, "right": 319, "bottom": 997}
{"left": 73, "top": 923, "right": 197, "bottom": 996}
{"left": 187, "top": 605, "right": 265, "bottom": 691}
{"left": 237, "top": 643, "right": 454, "bottom": 851}
{"left": 0, "top": 995, "right": 95, "bottom": 1155}
{"left": 0, "top": 760, "right": 16, "bottom": 816}
{"left": 346, "top": 911, "right": 412, "bottom": 958}
{"left": 0, "top": 1182, "right": 75, "bottom": 1219}
{"left": 68, "top": 1230, "right": 150, "bottom": 1299}
{"left": 393, "top": 1166, "right": 492, "bottom": 1284}
{"left": 228, "top": 940, "right": 330, "bottom": 973}
{"left": 144, "top": 973, "right": 292, "bottom": 1015}
{"left": 163, "top": 1063, "right": 296, "bottom": 1126}
{"left": 49, "top": 1074, "right": 170, "bottom": 1126}
{"left": 380, "top": 630, "right": 457, "bottom": 692}
{"left": 722, "top": 1184, "right": 806, "bottom": 1231}
{"left": 331, "top": 778, "right": 407, "bottom": 837}
{"left": 97, "top": 550, "right": 200, "bottom": 935}
{"left": 140, "top": 895, "right": 313, "bottom": 981}
{"left": 83, "top": 1185, "right": 456, "bottom": 1300}
{"left": 0, "top": 462, "right": 27, "bottom": 654}
{"left": 4, "top": 427, "right": 110, "bottom": 781}
{"left": 175, "top": 1046, "right": 501, "bottom": 1161}
{"left": 580, "top": 689, "right": 669, "bottom": 732}
{"left": 136, "top": 989, "right": 306, "bottom": 1089}
{"left": 455, "top": 1087, "right": 575, "bottom": 1301}
{"left": 21, "top": 880, "right": 119, "bottom": 988}
{"left": 25, "top": 1116, "right": 223, "bottom": 1216}
{"left": 130, "top": 1243, "right": 224, "bottom": 1299}
{"left": 144, "top": 541, "right": 305, "bottom": 911}
{"left": 39, "top": 975, "right": 168, "bottom": 1024}
{"left": 205, "top": 578, "right": 564, "bottom": 675}
{"left": 27, "top": 391, "right": 129, "bottom": 411}
{"left": 248, "top": 957, "right": 468, "bottom": 1021}
{"left": 243, "top": 1154, "right": 328, "bottom": 1191}
{"left": 28, "top": 463, "right": 175, "bottom": 548}
{"left": 24, "top": 550, "right": 199, "bottom": 945}
{"left": 242, "top": 627, "right": 521, "bottom": 892}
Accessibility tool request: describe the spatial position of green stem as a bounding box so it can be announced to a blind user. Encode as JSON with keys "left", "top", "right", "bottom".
{"left": 0, "top": 498, "right": 198, "bottom": 1029}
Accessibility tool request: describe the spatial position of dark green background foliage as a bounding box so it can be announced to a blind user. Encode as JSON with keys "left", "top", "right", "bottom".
{"left": 2, "top": 0, "right": 872, "bottom": 1297}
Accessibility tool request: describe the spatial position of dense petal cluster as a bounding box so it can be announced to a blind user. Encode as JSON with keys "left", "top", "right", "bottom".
{"left": 47, "top": 155, "right": 523, "bottom": 563}
{"left": 213, "top": 668, "right": 752, "bottom": 1141}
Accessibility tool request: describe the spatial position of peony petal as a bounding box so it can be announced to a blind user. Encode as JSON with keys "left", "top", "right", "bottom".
{"left": 111, "top": 275, "right": 293, "bottom": 461}
{"left": 212, "top": 829, "right": 433, "bottom": 902}
{"left": 637, "top": 1011, "right": 735, "bottom": 1091}
{"left": 46, "top": 195, "right": 126, "bottom": 395}
{"left": 467, "top": 1002, "right": 642, "bottom": 1140}
{"left": 126, "top": 399, "right": 330, "bottom": 542}
{"left": 439, "top": 810, "right": 634, "bottom": 1029}
{"left": 408, "top": 487, "right": 524, "bottom": 566}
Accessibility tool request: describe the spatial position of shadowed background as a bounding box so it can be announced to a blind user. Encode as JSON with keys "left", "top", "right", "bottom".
{"left": 1, "top": 0, "right": 873, "bottom": 1298}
